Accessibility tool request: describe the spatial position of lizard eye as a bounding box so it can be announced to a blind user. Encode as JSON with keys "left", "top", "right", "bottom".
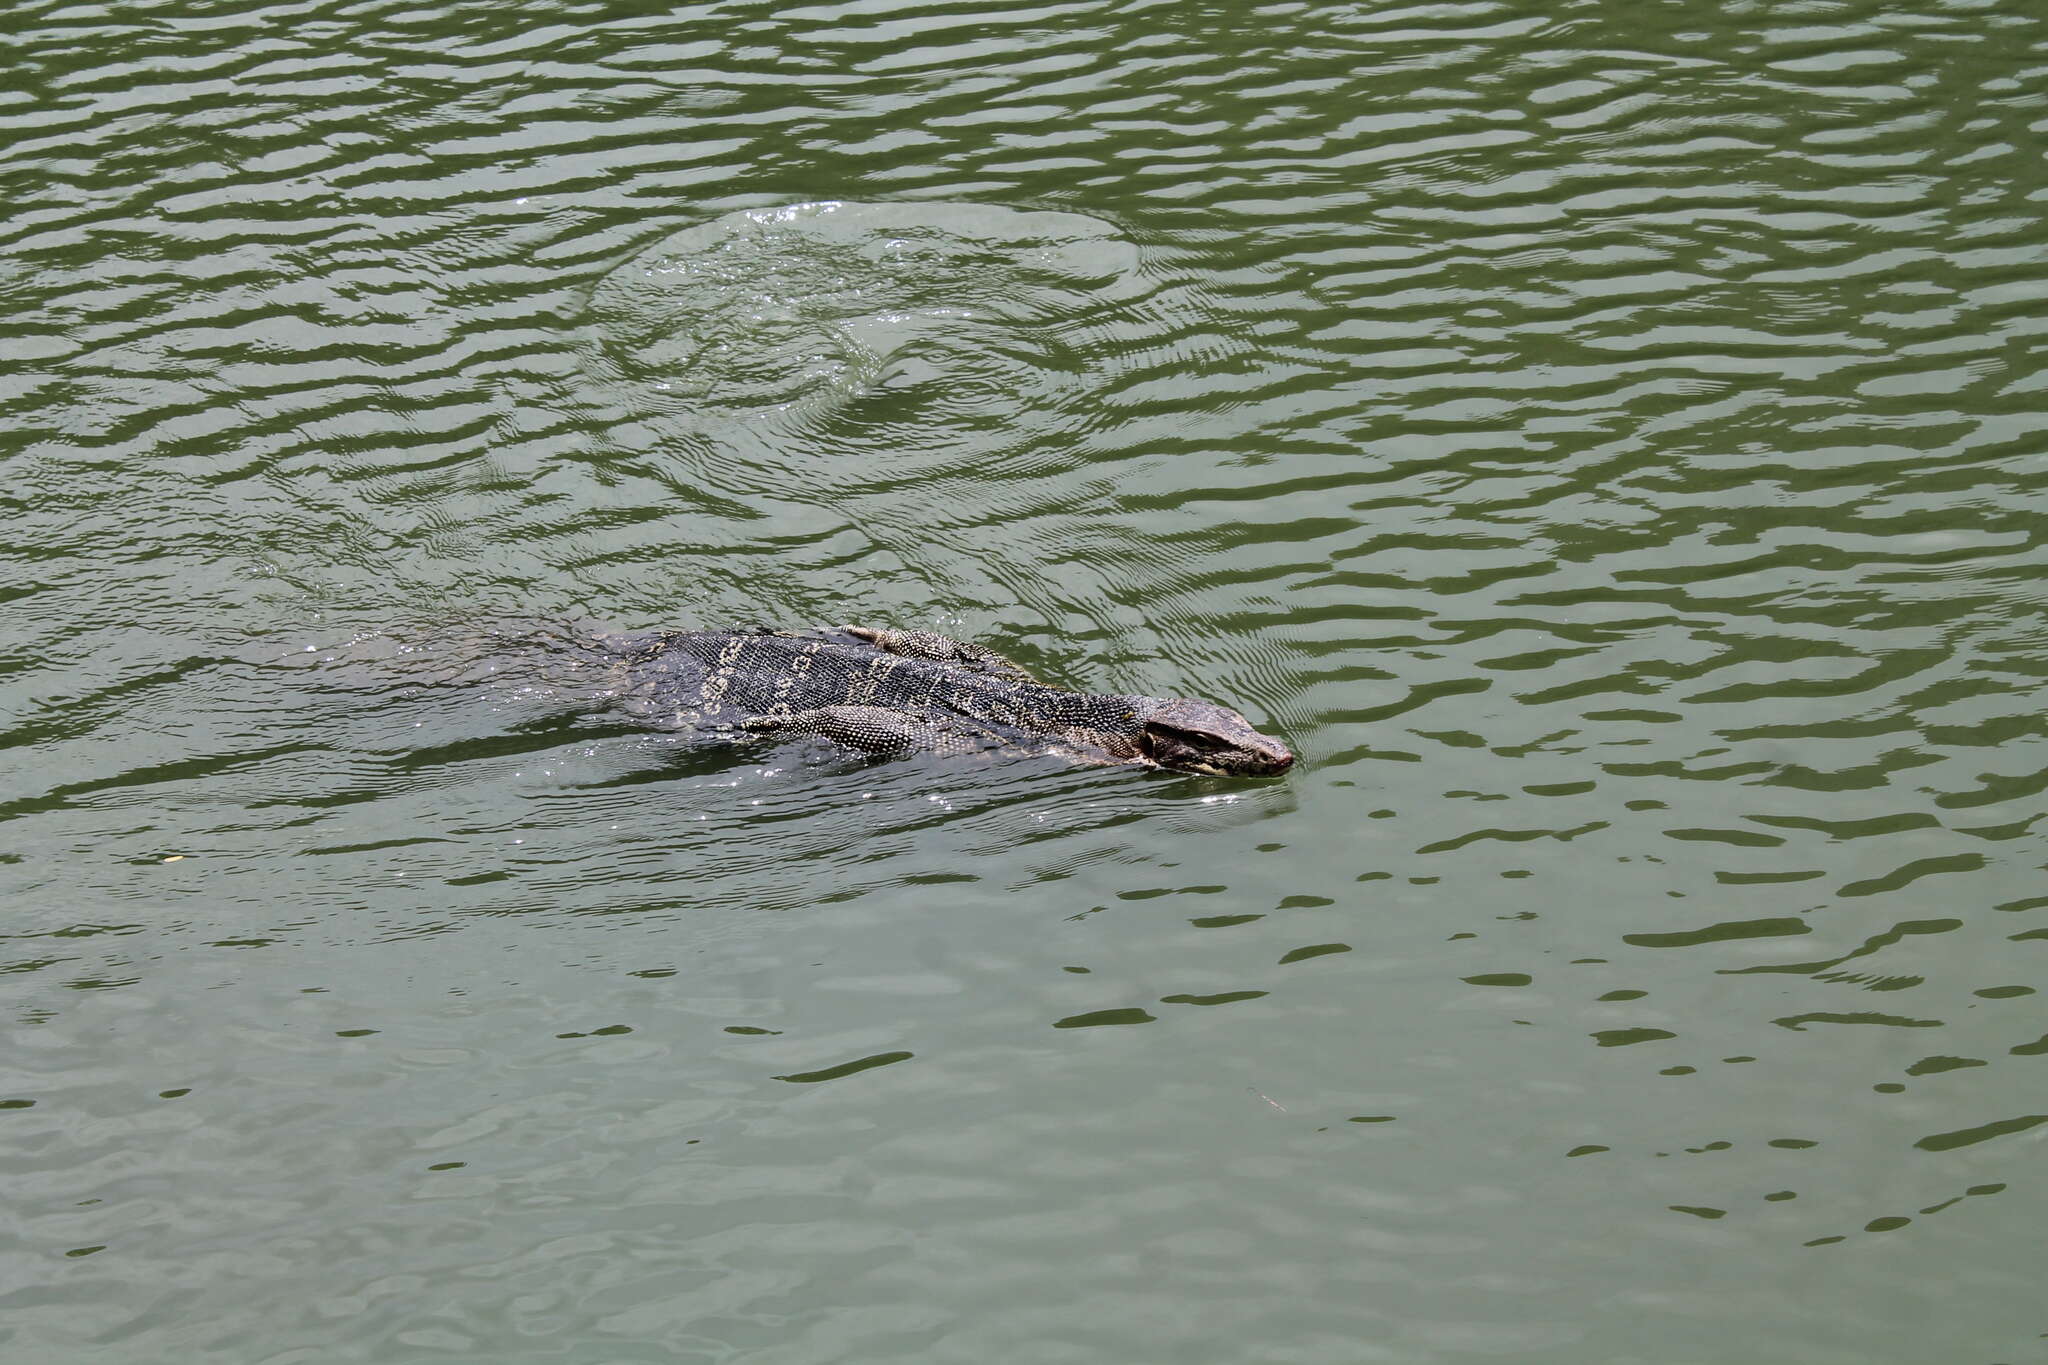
{"left": 1141, "top": 724, "right": 1238, "bottom": 771}
{"left": 1149, "top": 726, "right": 1229, "bottom": 749}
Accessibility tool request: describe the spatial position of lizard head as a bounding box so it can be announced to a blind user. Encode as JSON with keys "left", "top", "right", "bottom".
{"left": 1137, "top": 698, "right": 1295, "bottom": 777}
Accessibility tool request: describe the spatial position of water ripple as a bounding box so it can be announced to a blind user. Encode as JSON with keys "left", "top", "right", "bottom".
{"left": 6, "top": 0, "right": 2048, "bottom": 1357}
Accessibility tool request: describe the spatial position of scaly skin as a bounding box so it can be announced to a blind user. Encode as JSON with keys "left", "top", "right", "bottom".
{"left": 595, "top": 624, "right": 1295, "bottom": 777}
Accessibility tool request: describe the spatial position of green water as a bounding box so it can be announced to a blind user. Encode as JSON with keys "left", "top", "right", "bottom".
{"left": 5, "top": 0, "right": 2048, "bottom": 1360}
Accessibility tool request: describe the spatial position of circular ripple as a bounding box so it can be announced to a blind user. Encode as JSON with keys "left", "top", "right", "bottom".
{"left": 583, "top": 200, "right": 1145, "bottom": 423}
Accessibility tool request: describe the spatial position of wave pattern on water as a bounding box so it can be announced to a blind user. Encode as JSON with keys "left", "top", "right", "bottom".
{"left": 4, "top": 0, "right": 2048, "bottom": 1359}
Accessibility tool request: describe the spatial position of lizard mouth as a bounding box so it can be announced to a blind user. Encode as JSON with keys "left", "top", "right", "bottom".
{"left": 1177, "top": 749, "right": 1294, "bottom": 778}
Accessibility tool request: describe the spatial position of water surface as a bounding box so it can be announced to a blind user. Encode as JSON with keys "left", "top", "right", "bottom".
{"left": 5, "top": 0, "right": 2048, "bottom": 1360}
